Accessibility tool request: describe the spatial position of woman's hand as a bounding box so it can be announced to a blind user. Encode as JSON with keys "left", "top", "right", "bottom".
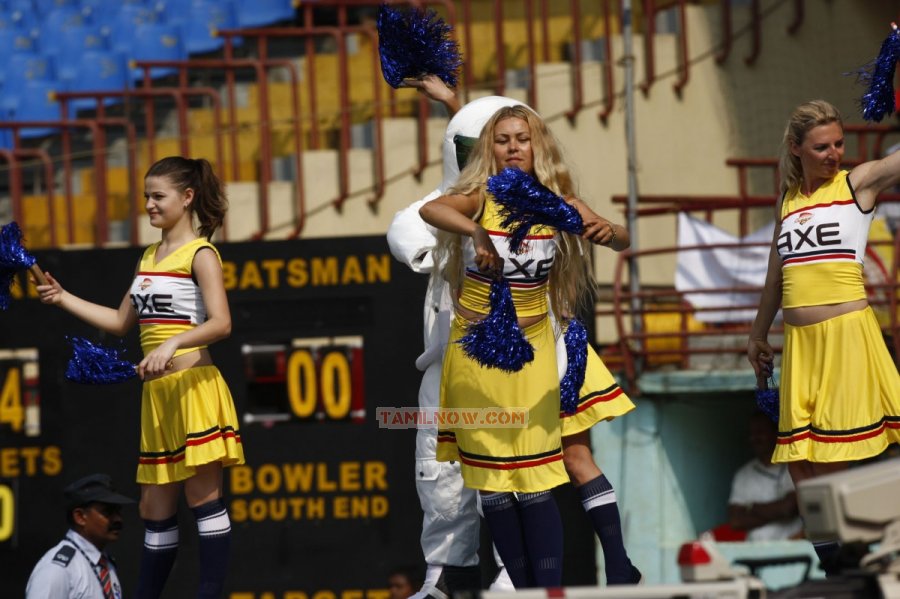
{"left": 566, "top": 196, "right": 628, "bottom": 249}
{"left": 747, "top": 338, "right": 775, "bottom": 378}
{"left": 472, "top": 226, "right": 503, "bottom": 277}
{"left": 582, "top": 217, "right": 618, "bottom": 246}
{"left": 400, "top": 74, "right": 460, "bottom": 115}
{"left": 35, "top": 272, "right": 65, "bottom": 305}
{"left": 138, "top": 339, "right": 177, "bottom": 380}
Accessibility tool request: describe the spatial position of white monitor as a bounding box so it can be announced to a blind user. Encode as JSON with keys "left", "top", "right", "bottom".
{"left": 796, "top": 456, "right": 900, "bottom": 543}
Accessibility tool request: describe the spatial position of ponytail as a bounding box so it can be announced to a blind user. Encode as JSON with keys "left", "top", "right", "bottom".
{"left": 145, "top": 156, "right": 228, "bottom": 239}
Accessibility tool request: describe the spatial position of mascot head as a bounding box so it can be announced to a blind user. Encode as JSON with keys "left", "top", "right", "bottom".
{"left": 439, "top": 95, "right": 527, "bottom": 192}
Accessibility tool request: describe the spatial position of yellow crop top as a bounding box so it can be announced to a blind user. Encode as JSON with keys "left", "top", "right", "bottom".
{"left": 129, "top": 237, "right": 220, "bottom": 357}
{"left": 778, "top": 170, "right": 872, "bottom": 308}
{"left": 457, "top": 194, "right": 555, "bottom": 318}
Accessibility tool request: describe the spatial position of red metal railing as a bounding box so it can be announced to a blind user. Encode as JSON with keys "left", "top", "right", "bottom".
{"left": 608, "top": 182, "right": 900, "bottom": 391}
{"left": 215, "top": 25, "right": 386, "bottom": 228}
{"left": 0, "top": 117, "right": 137, "bottom": 245}
{"left": 0, "top": 0, "right": 819, "bottom": 249}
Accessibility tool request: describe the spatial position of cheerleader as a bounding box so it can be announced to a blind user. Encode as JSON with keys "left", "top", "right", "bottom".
{"left": 37, "top": 157, "right": 244, "bottom": 598}
{"left": 747, "top": 99, "right": 900, "bottom": 572}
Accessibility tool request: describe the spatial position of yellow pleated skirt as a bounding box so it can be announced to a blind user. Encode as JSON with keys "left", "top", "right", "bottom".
{"left": 560, "top": 344, "right": 635, "bottom": 437}
{"left": 436, "top": 316, "right": 569, "bottom": 492}
{"left": 773, "top": 307, "right": 900, "bottom": 463}
{"left": 137, "top": 365, "right": 245, "bottom": 484}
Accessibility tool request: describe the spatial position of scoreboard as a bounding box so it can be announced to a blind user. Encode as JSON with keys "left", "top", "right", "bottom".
{"left": 0, "top": 235, "right": 597, "bottom": 596}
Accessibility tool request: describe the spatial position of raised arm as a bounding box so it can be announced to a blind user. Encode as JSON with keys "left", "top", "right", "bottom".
{"left": 400, "top": 74, "right": 461, "bottom": 117}
{"left": 848, "top": 149, "right": 900, "bottom": 210}
{"left": 36, "top": 270, "right": 138, "bottom": 337}
{"left": 137, "top": 248, "right": 232, "bottom": 377}
{"left": 419, "top": 192, "right": 502, "bottom": 274}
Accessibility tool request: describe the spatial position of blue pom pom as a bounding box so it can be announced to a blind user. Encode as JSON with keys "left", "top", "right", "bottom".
{"left": 377, "top": 4, "right": 462, "bottom": 88}
{"left": 0, "top": 221, "right": 37, "bottom": 311}
{"left": 65, "top": 336, "right": 137, "bottom": 384}
{"left": 559, "top": 318, "right": 588, "bottom": 415}
{"left": 755, "top": 376, "right": 779, "bottom": 423}
{"left": 457, "top": 278, "right": 534, "bottom": 372}
{"left": 858, "top": 23, "right": 900, "bottom": 122}
{"left": 486, "top": 168, "right": 584, "bottom": 253}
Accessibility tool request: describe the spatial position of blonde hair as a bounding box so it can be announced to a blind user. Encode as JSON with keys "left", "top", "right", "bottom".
{"left": 435, "top": 106, "right": 595, "bottom": 317}
{"left": 778, "top": 100, "right": 843, "bottom": 195}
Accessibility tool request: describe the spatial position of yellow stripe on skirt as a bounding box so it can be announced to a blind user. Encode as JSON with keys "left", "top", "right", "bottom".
{"left": 138, "top": 365, "right": 245, "bottom": 484}
{"left": 774, "top": 307, "right": 900, "bottom": 464}
{"left": 436, "top": 315, "right": 569, "bottom": 493}
{"left": 560, "top": 344, "right": 635, "bottom": 437}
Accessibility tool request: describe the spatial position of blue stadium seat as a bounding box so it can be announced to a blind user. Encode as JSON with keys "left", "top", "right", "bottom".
{"left": 235, "top": 0, "right": 295, "bottom": 28}
{"left": 126, "top": 22, "right": 186, "bottom": 81}
{"left": 60, "top": 49, "right": 128, "bottom": 113}
{"left": 41, "top": 24, "right": 106, "bottom": 80}
{"left": 0, "top": 53, "right": 56, "bottom": 91}
{"left": 4, "top": 0, "right": 36, "bottom": 13}
{"left": 37, "top": 6, "right": 85, "bottom": 37}
{"left": 177, "top": 0, "right": 238, "bottom": 54}
{"left": 33, "top": 0, "right": 77, "bottom": 14}
{"left": 0, "top": 11, "right": 25, "bottom": 30}
{"left": 0, "top": 27, "right": 37, "bottom": 56}
{"left": 2, "top": 6, "right": 39, "bottom": 33}
{"left": 1, "top": 79, "right": 61, "bottom": 138}
{"left": 103, "top": 3, "right": 158, "bottom": 54}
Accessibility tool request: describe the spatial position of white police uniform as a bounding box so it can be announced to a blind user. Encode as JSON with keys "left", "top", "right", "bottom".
{"left": 25, "top": 530, "right": 123, "bottom": 599}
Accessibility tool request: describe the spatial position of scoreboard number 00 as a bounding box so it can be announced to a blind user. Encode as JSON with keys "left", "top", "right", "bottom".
{"left": 243, "top": 336, "right": 364, "bottom": 424}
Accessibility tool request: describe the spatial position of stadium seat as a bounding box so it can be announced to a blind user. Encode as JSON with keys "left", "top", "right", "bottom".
{"left": 0, "top": 53, "right": 55, "bottom": 90}
{"left": 0, "top": 27, "right": 37, "bottom": 56}
{"left": 0, "top": 10, "right": 26, "bottom": 30}
{"left": 1, "top": 79, "right": 61, "bottom": 138}
{"left": 33, "top": 0, "right": 77, "bottom": 14}
{"left": 41, "top": 24, "right": 106, "bottom": 81}
{"left": 103, "top": 3, "right": 158, "bottom": 54}
{"left": 1, "top": 6, "right": 39, "bottom": 33}
{"left": 60, "top": 49, "right": 128, "bottom": 113}
{"left": 126, "top": 22, "right": 186, "bottom": 81}
{"left": 161, "top": 0, "right": 237, "bottom": 54}
{"left": 3, "top": 0, "right": 35, "bottom": 13}
{"left": 235, "top": 0, "right": 295, "bottom": 28}
{"left": 40, "top": 5, "right": 85, "bottom": 31}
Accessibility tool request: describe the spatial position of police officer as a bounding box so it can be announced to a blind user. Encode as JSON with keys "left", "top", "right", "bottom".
{"left": 26, "top": 473, "right": 135, "bottom": 599}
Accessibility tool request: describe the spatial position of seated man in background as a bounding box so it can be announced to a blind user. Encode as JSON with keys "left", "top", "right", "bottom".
{"left": 728, "top": 410, "right": 803, "bottom": 541}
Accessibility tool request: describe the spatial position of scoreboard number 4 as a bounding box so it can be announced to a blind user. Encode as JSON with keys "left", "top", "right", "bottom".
{"left": 0, "top": 350, "right": 40, "bottom": 436}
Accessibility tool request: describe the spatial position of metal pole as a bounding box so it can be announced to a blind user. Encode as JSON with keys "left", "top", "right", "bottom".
{"left": 622, "top": 0, "right": 643, "bottom": 376}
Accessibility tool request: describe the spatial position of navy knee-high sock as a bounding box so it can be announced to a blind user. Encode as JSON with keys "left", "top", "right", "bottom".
{"left": 136, "top": 515, "right": 179, "bottom": 599}
{"left": 192, "top": 498, "right": 232, "bottom": 598}
{"left": 517, "top": 491, "right": 563, "bottom": 587}
{"left": 481, "top": 492, "right": 530, "bottom": 588}
{"left": 577, "top": 474, "right": 638, "bottom": 585}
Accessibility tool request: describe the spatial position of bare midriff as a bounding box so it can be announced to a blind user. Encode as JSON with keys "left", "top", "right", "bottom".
{"left": 143, "top": 347, "right": 214, "bottom": 381}
{"left": 783, "top": 298, "right": 869, "bottom": 327}
{"left": 455, "top": 303, "right": 547, "bottom": 329}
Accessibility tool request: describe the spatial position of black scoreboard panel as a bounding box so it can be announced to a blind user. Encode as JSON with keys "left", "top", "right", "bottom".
{"left": 0, "top": 236, "right": 597, "bottom": 596}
